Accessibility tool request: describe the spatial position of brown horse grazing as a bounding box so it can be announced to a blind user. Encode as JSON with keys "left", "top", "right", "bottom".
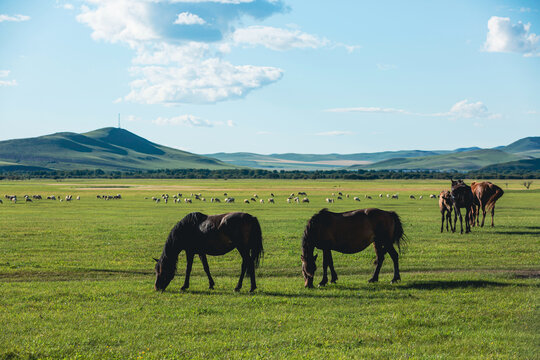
{"left": 450, "top": 179, "right": 474, "bottom": 234}
{"left": 301, "top": 208, "right": 406, "bottom": 288}
{"left": 154, "top": 212, "right": 263, "bottom": 293}
{"left": 470, "top": 181, "right": 504, "bottom": 227}
{"left": 439, "top": 190, "right": 454, "bottom": 232}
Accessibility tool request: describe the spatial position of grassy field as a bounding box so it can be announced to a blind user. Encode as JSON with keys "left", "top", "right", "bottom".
{"left": 0, "top": 179, "right": 538, "bottom": 359}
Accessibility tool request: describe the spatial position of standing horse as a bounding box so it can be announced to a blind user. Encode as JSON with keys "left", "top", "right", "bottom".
{"left": 470, "top": 181, "right": 504, "bottom": 227}
{"left": 154, "top": 212, "right": 263, "bottom": 293}
{"left": 450, "top": 179, "right": 474, "bottom": 234}
{"left": 300, "top": 208, "right": 406, "bottom": 288}
{"left": 439, "top": 190, "right": 454, "bottom": 232}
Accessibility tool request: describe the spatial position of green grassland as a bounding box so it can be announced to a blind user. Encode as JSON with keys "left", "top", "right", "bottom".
{"left": 0, "top": 179, "right": 538, "bottom": 359}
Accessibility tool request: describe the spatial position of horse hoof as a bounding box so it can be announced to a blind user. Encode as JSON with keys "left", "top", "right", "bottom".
{"left": 318, "top": 281, "right": 327, "bottom": 287}
{"left": 391, "top": 278, "right": 401, "bottom": 284}
{"left": 249, "top": 287, "right": 256, "bottom": 293}
{"left": 330, "top": 280, "right": 337, "bottom": 284}
{"left": 180, "top": 287, "right": 188, "bottom": 291}
{"left": 368, "top": 278, "right": 378, "bottom": 283}
{"left": 234, "top": 287, "right": 241, "bottom": 292}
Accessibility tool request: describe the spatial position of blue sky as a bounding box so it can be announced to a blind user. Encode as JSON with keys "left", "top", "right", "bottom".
{"left": 1, "top": 0, "right": 539, "bottom": 154}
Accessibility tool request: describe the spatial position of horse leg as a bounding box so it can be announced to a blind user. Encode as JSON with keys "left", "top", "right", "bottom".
{"left": 328, "top": 251, "right": 338, "bottom": 283}
{"left": 465, "top": 207, "right": 471, "bottom": 233}
{"left": 481, "top": 203, "right": 487, "bottom": 227}
{"left": 440, "top": 210, "right": 445, "bottom": 233}
{"left": 247, "top": 256, "right": 257, "bottom": 293}
{"left": 456, "top": 208, "right": 463, "bottom": 234}
{"left": 491, "top": 205, "right": 495, "bottom": 227}
{"left": 181, "top": 252, "right": 194, "bottom": 291}
{"left": 235, "top": 251, "right": 248, "bottom": 292}
{"left": 387, "top": 246, "right": 400, "bottom": 283}
{"left": 199, "top": 254, "right": 215, "bottom": 290}
{"left": 319, "top": 250, "right": 330, "bottom": 287}
{"left": 368, "top": 243, "right": 386, "bottom": 283}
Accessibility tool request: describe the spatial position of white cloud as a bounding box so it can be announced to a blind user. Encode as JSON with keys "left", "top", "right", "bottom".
{"left": 0, "top": 70, "right": 17, "bottom": 86}
{"left": 483, "top": 16, "right": 539, "bottom": 56}
{"left": 227, "top": 120, "right": 236, "bottom": 127}
{"left": 447, "top": 99, "right": 499, "bottom": 119}
{"left": 315, "top": 130, "right": 354, "bottom": 136}
{"left": 76, "top": 1, "right": 158, "bottom": 47}
{"left": 231, "top": 26, "right": 329, "bottom": 51}
{"left": 153, "top": 115, "right": 214, "bottom": 127}
{"left": 170, "top": 0, "right": 255, "bottom": 3}
{"left": 525, "top": 110, "right": 539, "bottom": 115}
{"left": 0, "top": 14, "right": 30, "bottom": 22}
{"left": 174, "top": 12, "right": 206, "bottom": 25}
{"left": 125, "top": 59, "right": 282, "bottom": 104}
{"left": 327, "top": 100, "right": 500, "bottom": 120}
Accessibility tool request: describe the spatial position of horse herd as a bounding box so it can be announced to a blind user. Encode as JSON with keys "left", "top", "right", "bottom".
{"left": 154, "top": 179, "right": 504, "bottom": 293}
{"left": 439, "top": 180, "right": 504, "bottom": 234}
{"left": 154, "top": 207, "right": 406, "bottom": 293}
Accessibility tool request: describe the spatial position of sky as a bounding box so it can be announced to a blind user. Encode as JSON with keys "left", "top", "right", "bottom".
{"left": 0, "top": 0, "right": 539, "bottom": 154}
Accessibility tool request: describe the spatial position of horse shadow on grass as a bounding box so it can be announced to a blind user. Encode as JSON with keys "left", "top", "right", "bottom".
{"left": 397, "top": 279, "right": 516, "bottom": 290}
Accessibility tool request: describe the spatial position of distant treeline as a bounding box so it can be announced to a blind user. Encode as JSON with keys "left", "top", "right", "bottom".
{"left": 0, "top": 168, "right": 538, "bottom": 180}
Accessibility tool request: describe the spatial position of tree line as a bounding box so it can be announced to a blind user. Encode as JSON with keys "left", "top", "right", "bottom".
{"left": 0, "top": 168, "right": 538, "bottom": 180}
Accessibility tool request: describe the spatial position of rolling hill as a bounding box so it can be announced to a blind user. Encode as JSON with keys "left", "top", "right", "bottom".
{"left": 0, "top": 127, "right": 234, "bottom": 171}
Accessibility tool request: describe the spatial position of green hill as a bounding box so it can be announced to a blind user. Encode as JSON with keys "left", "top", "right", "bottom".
{"left": 0, "top": 127, "right": 234, "bottom": 171}
{"left": 352, "top": 149, "right": 526, "bottom": 171}
{"left": 476, "top": 158, "right": 540, "bottom": 172}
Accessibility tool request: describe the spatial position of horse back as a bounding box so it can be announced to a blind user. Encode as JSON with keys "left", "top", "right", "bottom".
{"left": 317, "top": 209, "right": 392, "bottom": 254}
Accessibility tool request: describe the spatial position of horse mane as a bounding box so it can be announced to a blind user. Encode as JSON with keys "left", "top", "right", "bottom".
{"left": 302, "top": 208, "right": 331, "bottom": 252}
{"left": 159, "top": 212, "right": 208, "bottom": 274}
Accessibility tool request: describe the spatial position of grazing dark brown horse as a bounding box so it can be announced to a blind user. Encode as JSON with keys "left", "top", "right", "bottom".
{"left": 301, "top": 208, "right": 406, "bottom": 288}
{"left": 439, "top": 190, "right": 454, "bottom": 232}
{"left": 154, "top": 212, "right": 263, "bottom": 293}
{"left": 451, "top": 179, "right": 474, "bottom": 234}
{"left": 471, "top": 181, "right": 504, "bottom": 227}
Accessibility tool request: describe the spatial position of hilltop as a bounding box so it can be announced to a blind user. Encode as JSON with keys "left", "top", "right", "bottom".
{"left": 0, "top": 127, "right": 234, "bottom": 171}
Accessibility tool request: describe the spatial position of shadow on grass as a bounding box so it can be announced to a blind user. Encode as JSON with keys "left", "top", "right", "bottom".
{"left": 398, "top": 279, "right": 513, "bottom": 290}
{"left": 493, "top": 230, "right": 540, "bottom": 236}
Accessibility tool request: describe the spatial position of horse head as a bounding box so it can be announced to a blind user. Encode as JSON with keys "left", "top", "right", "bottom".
{"left": 300, "top": 253, "right": 318, "bottom": 288}
{"left": 154, "top": 257, "right": 175, "bottom": 292}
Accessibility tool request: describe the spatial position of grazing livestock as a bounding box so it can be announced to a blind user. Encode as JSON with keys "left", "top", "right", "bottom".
{"left": 250, "top": 198, "right": 256, "bottom": 202}
{"left": 337, "top": 196, "right": 342, "bottom": 200}
{"left": 451, "top": 179, "right": 474, "bottom": 234}
{"left": 225, "top": 197, "right": 235, "bottom": 203}
{"left": 391, "top": 194, "right": 399, "bottom": 199}
{"left": 76, "top": 196, "right": 80, "bottom": 200}
{"left": 47, "top": 196, "right": 56, "bottom": 200}
{"left": 301, "top": 208, "right": 405, "bottom": 288}
{"left": 430, "top": 194, "right": 437, "bottom": 199}
{"left": 298, "top": 192, "right": 307, "bottom": 196}
{"left": 260, "top": 199, "right": 264, "bottom": 204}
{"left": 326, "top": 198, "right": 334, "bottom": 203}
{"left": 439, "top": 191, "right": 454, "bottom": 232}
{"left": 268, "top": 198, "right": 275, "bottom": 204}
{"left": 365, "top": 195, "right": 372, "bottom": 200}
{"left": 270, "top": 193, "right": 275, "bottom": 197}
{"left": 0, "top": 199, "right": 2, "bottom": 204}
{"left": 419, "top": 195, "right": 423, "bottom": 200}
{"left": 409, "top": 195, "right": 416, "bottom": 199}
{"left": 294, "top": 197, "right": 300, "bottom": 204}
{"left": 184, "top": 198, "right": 192, "bottom": 204}
{"left": 287, "top": 198, "right": 291, "bottom": 203}
{"left": 353, "top": 197, "right": 361, "bottom": 201}
{"left": 154, "top": 212, "right": 263, "bottom": 293}
{"left": 379, "top": 194, "right": 383, "bottom": 198}
{"left": 302, "top": 198, "right": 309, "bottom": 203}
{"left": 244, "top": 199, "right": 250, "bottom": 204}
{"left": 470, "top": 181, "right": 504, "bottom": 227}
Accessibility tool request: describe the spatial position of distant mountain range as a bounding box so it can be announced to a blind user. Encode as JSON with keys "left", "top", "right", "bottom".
{"left": 0, "top": 128, "right": 538, "bottom": 172}
{"left": 207, "top": 137, "right": 540, "bottom": 171}
{"left": 0, "top": 127, "right": 233, "bottom": 171}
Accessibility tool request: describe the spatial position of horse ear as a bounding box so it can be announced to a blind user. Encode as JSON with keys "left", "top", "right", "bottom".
{"left": 153, "top": 257, "right": 159, "bottom": 262}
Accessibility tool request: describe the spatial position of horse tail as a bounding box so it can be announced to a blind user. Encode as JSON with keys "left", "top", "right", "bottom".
{"left": 389, "top": 211, "right": 407, "bottom": 253}
{"left": 249, "top": 216, "right": 264, "bottom": 268}
{"left": 486, "top": 187, "right": 504, "bottom": 210}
